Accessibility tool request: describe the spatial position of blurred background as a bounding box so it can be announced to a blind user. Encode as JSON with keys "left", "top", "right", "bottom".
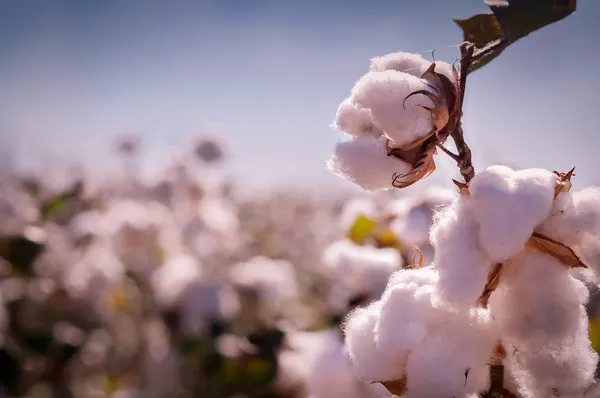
{"left": 1, "top": 1, "right": 600, "bottom": 397}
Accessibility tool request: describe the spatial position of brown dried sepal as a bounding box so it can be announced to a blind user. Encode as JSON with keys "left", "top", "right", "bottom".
{"left": 453, "top": 179, "right": 470, "bottom": 196}
{"left": 478, "top": 262, "right": 504, "bottom": 308}
{"left": 389, "top": 62, "right": 462, "bottom": 189}
{"left": 374, "top": 375, "right": 407, "bottom": 396}
{"left": 410, "top": 246, "right": 425, "bottom": 269}
{"left": 526, "top": 232, "right": 587, "bottom": 269}
{"left": 553, "top": 166, "right": 575, "bottom": 199}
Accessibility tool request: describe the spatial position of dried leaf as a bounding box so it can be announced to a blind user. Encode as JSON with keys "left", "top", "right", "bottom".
{"left": 478, "top": 262, "right": 504, "bottom": 308}
{"left": 526, "top": 232, "right": 587, "bottom": 268}
{"left": 374, "top": 376, "right": 407, "bottom": 396}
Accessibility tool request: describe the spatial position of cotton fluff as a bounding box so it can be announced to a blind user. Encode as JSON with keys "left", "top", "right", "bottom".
{"left": 303, "top": 328, "right": 388, "bottom": 398}
{"left": 323, "top": 240, "right": 401, "bottom": 310}
{"left": 430, "top": 199, "right": 495, "bottom": 310}
{"left": 404, "top": 309, "right": 496, "bottom": 398}
{"left": 489, "top": 252, "right": 598, "bottom": 397}
{"left": 469, "top": 165, "right": 557, "bottom": 262}
{"left": 333, "top": 98, "right": 383, "bottom": 139}
{"left": 228, "top": 256, "right": 298, "bottom": 302}
{"left": 327, "top": 136, "right": 411, "bottom": 190}
{"left": 350, "top": 70, "right": 436, "bottom": 147}
{"left": 369, "top": 52, "right": 457, "bottom": 84}
{"left": 344, "top": 301, "right": 405, "bottom": 382}
{"left": 507, "top": 316, "right": 597, "bottom": 398}
{"left": 489, "top": 252, "right": 589, "bottom": 349}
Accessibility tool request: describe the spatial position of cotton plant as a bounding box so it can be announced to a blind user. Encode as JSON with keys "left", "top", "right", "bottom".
{"left": 324, "top": 2, "right": 599, "bottom": 397}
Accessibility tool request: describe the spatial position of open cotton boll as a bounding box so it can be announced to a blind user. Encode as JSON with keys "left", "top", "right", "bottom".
{"left": 376, "top": 268, "right": 442, "bottom": 361}
{"left": 343, "top": 301, "right": 405, "bottom": 382}
{"left": 350, "top": 70, "right": 435, "bottom": 147}
{"left": 327, "top": 136, "right": 411, "bottom": 190}
{"left": 430, "top": 199, "right": 494, "bottom": 310}
{"left": 404, "top": 310, "right": 496, "bottom": 398}
{"left": 338, "top": 197, "right": 379, "bottom": 232}
{"left": 228, "top": 256, "right": 298, "bottom": 302}
{"left": 489, "top": 252, "right": 588, "bottom": 349}
{"left": 323, "top": 240, "right": 401, "bottom": 308}
{"left": 508, "top": 315, "right": 598, "bottom": 398}
{"left": 333, "top": 98, "right": 383, "bottom": 139}
{"left": 469, "top": 165, "right": 557, "bottom": 262}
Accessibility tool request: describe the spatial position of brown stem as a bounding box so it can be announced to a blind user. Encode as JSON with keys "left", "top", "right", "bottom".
{"left": 451, "top": 123, "right": 475, "bottom": 183}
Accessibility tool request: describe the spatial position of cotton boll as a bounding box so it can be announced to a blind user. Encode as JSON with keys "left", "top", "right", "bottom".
{"left": 376, "top": 274, "right": 440, "bottom": 363}
{"left": 228, "top": 256, "right": 298, "bottom": 302}
{"left": 351, "top": 70, "right": 436, "bottom": 147}
{"left": 508, "top": 315, "right": 598, "bottom": 398}
{"left": 327, "top": 136, "right": 411, "bottom": 190}
{"left": 333, "top": 98, "right": 383, "bottom": 138}
{"left": 430, "top": 199, "right": 495, "bottom": 310}
{"left": 389, "top": 205, "right": 431, "bottom": 246}
{"left": 404, "top": 311, "right": 495, "bottom": 398}
{"left": 338, "top": 197, "right": 379, "bottom": 233}
{"left": 369, "top": 52, "right": 431, "bottom": 77}
{"left": 469, "top": 166, "right": 557, "bottom": 262}
{"left": 323, "top": 240, "right": 401, "bottom": 308}
{"left": 489, "top": 252, "right": 587, "bottom": 349}
{"left": 343, "top": 302, "right": 405, "bottom": 382}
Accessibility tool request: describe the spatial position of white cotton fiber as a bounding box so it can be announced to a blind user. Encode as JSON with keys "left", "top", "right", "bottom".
{"left": 326, "top": 136, "right": 412, "bottom": 190}
{"left": 333, "top": 98, "right": 383, "bottom": 139}
{"left": 350, "top": 70, "right": 436, "bottom": 147}
{"left": 343, "top": 302, "right": 405, "bottom": 382}
{"left": 404, "top": 310, "right": 495, "bottom": 398}
{"left": 376, "top": 267, "right": 441, "bottom": 358}
{"left": 369, "top": 52, "right": 431, "bottom": 77}
{"left": 430, "top": 199, "right": 495, "bottom": 310}
{"left": 469, "top": 165, "right": 557, "bottom": 262}
{"left": 488, "top": 252, "right": 588, "bottom": 349}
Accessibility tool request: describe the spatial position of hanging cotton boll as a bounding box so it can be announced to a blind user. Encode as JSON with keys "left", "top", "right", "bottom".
{"left": 338, "top": 197, "right": 379, "bottom": 234}
{"left": 327, "top": 136, "right": 412, "bottom": 190}
{"left": 350, "top": 70, "right": 436, "bottom": 147}
{"left": 469, "top": 165, "right": 557, "bottom": 263}
{"left": 404, "top": 309, "right": 496, "bottom": 398}
{"left": 508, "top": 313, "right": 598, "bottom": 398}
{"left": 228, "top": 256, "right": 298, "bottom": 303}
{"left": 369, "top": 52, "right": 432, "bottom": 77}
{"left": 343, "top": 301, "right": 406, "bottom": 382}
{"left": 323, "top": 240, "right": 401, "bottom": 310}
{"left": 430, "top": 199, "right": 495, "bottom": 310}
{"left": 375, "top": 266, "right": 442, "bottom": 361}
{"left": 489, "top": 252, "right": 588, "bottom": 350}
{"left": 333, "top": 98, "right": 383, "bottom": 139}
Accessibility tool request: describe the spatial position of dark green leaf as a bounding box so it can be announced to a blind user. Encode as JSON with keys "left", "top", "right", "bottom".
{"left": 0, "top": 235, "right": 45, "bottom": 277}
{"left": 40, "top": 180, "right": 84, "bottom": 222}
{"left": 455, "top": 0, "right": 577, "bottom": 72}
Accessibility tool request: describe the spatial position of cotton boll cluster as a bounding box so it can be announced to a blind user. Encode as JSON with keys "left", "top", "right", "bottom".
{"left": 342, "top": 164, "right": 600, "bottom": 397}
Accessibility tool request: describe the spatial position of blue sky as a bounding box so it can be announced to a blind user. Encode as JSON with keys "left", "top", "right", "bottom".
{"left": 1, "top": 0, "right": 600, "bottom": 193}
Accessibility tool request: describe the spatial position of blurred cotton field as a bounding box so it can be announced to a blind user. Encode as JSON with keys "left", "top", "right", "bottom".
{"left": 0, "top": 131, "right": 467, "bottom": 398}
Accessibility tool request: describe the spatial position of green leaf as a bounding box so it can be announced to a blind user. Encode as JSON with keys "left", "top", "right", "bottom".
{"left": 347, "top": 214, "right": 377, "bottom": 245}
{"left": 0, "top": 235, "right": 45, "bottom": 277}
{"left": 589, "top": 317, "right": 600, "bottom": 353}
{"left": 455, "top": 0, "right": 577, "bottom": 72}
{"left": 40, "top": 180, "right": 84, "bottom": 222}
